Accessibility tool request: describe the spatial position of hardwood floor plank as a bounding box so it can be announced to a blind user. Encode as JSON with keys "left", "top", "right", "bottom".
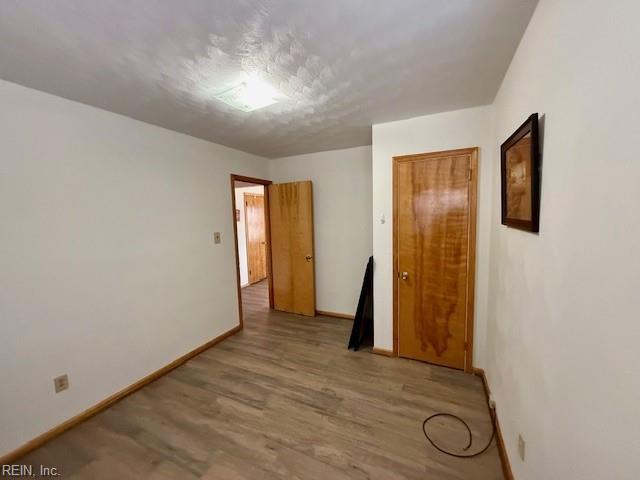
{"left": 17, "top": 279, "right": 502, "bottom": 479}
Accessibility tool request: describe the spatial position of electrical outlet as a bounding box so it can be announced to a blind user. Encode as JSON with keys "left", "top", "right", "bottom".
{"left": 53, "top": 374, "right": 69, "bottom": 393}
{"left": 518, "top": 434, "right": 526, "bottom": 462}
{"left": 213, "top": 232, "right": 221, "bottom": 244}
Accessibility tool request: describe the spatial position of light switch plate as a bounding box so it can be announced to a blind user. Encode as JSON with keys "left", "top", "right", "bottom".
{"left": 213, "top": 232, "right": 221, "bottom": 244}
{"left": 518, "top": 434, "right": 526, "bottom": 462}
{"left": 54, "top": 374, "right": 69, "bottom": 393}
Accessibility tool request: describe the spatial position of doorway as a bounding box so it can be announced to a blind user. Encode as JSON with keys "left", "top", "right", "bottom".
{"left": 393, "top": 147, "right": 478, "bottom": 372}
{"left": 231, "top": 175, "right": 274, "bottom": 325}
{"left": 230, "top": 175, "right": 317, "bottom": 325}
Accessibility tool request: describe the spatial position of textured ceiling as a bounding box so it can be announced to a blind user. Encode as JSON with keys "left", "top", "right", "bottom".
{"left": 0, "top": 0, "right": 537, "bottom": 158}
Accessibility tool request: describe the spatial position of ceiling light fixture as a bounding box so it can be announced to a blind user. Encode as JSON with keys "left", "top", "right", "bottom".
{"left": 214, "top": 77, "right": 283, "bottom": 112}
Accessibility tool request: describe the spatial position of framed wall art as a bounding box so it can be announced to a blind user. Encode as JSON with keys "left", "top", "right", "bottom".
{"left": 501, "top": 113, "right": 541, "bottom": 232}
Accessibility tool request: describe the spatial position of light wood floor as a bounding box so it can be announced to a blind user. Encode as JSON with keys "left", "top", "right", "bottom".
{"left": 19, "top": 280, "right": 502, "bottom": 479}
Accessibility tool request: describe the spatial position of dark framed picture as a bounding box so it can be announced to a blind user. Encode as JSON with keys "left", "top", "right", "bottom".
{"left": 501, "top": 113, "right": 541, "bottom": 232}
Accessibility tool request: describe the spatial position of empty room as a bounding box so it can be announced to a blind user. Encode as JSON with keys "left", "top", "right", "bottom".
{"left": 1, "top": 1, "right": 638, "bottom": 479}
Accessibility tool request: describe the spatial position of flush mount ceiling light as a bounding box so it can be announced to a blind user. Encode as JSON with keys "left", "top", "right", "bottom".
{"left": 214, "top": 77, "right": 283, "bottom": 112}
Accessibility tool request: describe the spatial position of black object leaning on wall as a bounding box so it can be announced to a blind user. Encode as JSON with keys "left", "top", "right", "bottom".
{"left": 348, "top": 256, "right": 374, "bottom": 350}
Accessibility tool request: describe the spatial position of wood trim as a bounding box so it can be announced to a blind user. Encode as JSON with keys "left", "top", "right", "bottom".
{"left": 465, "top": 149, "right": 478, "bottom": 372}
{"left": 393, "top": 147, "right": 480, "bottom": 162}
{"left": 392, "top": 147, "right": 479, "bottom": 369}
{"left": 473, "top": 368, "right": 514, "bottom": 480}
{"left": 392, "top": 153, "right": 399, "bottom": 358}
{"left": 310, "top": 183, "right": 317, "bottom": 314}
{"left": 231, "top": 174, "right": 273, "bottom": 186}
{"left": 315, "top": 310, "right": 355, "bottom": 320}
{"left": 230, "top": 175, "right": 274, "bottom": 325}
{"left": 0, "top": 325, "right": 242, "bottom": 465}
{"left": 264, "top": 185, "right": 275, "bottom": 310}
{"left": 371, "top": 347, "right": 394, "bottom": 357}
{"left": 230, "top": 175, "right": 244, "bottom": 328}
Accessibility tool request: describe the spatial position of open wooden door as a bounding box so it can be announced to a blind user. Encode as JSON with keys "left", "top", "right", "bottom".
{"left": 244, "top": 193, "right": 267, "bottom": 284}
{"left": 394, "top": 148, "right": 478, "bottom": 371}
{"left": 268, "top": 181, "right": 315, "bottom": 316}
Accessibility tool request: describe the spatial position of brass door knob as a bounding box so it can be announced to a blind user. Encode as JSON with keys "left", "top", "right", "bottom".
{"left": 305, "top": 255, "right": 313, "bottom": 261}
{"left": 401, "top": 272, "right": 409, "bottom": 280}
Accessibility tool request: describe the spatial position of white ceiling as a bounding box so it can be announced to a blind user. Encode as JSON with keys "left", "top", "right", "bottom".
{"left": 0, "top": 0, "right": 537, "bottom": 158}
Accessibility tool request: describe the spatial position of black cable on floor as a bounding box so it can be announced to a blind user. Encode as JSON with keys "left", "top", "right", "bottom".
{"left": 422, "top": 412, "right": 496, "bottom": 458}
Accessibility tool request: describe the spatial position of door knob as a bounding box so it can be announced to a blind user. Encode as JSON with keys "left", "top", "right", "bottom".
{"left": 305, "top": 255, "right": 313, "bottom": 261}
{"left": 401, "top": 272, "right": 409, "bottom": 280}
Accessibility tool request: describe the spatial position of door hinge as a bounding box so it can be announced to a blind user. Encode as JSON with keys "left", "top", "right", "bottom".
{"left": 464, "top": 341, "right": 470, "bottom": 350}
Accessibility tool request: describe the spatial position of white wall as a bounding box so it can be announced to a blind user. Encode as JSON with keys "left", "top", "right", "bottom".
{"left": 234, "top": 185, "right": 264, "bottom": 286}
{"left": 485, "top": 1, "right": 640, "bottom": 479}
{"left": 270, "top": 146, "right": 373, "bottom": 315}
{"left": 371, "top": 106, "right": 494, "bottom": 365}
{"left": 0, "top": 79, "right": 269, "bottom": 457}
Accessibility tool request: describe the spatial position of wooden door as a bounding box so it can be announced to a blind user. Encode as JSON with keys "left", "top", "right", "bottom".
{"left": 394, "top": 148, "right": 477, "bottom": 370}
{"left": 245, "top": 193, "right": 267, "bottom": 284}
{"left": 268, "top": 181, "right": 315, "bottom": 316}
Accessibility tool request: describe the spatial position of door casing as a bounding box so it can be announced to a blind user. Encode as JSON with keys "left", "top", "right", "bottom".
{"left": 230, "top": 174, "right": 274, "bottom": 328}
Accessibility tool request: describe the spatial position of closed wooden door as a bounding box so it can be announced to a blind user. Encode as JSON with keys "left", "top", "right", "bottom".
{"left": 245, "top": 193, "right": 267, "bottom": 284}
{"left": 394, "top": 148, "right": 477, "bottom": 370}
{"left": 268, "top": 181, "right": 315, "bottom": 316}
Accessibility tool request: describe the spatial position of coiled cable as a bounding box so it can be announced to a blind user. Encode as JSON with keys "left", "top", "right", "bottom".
{"left": 422, "top": 412, "right": 496, "bottom": 458}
